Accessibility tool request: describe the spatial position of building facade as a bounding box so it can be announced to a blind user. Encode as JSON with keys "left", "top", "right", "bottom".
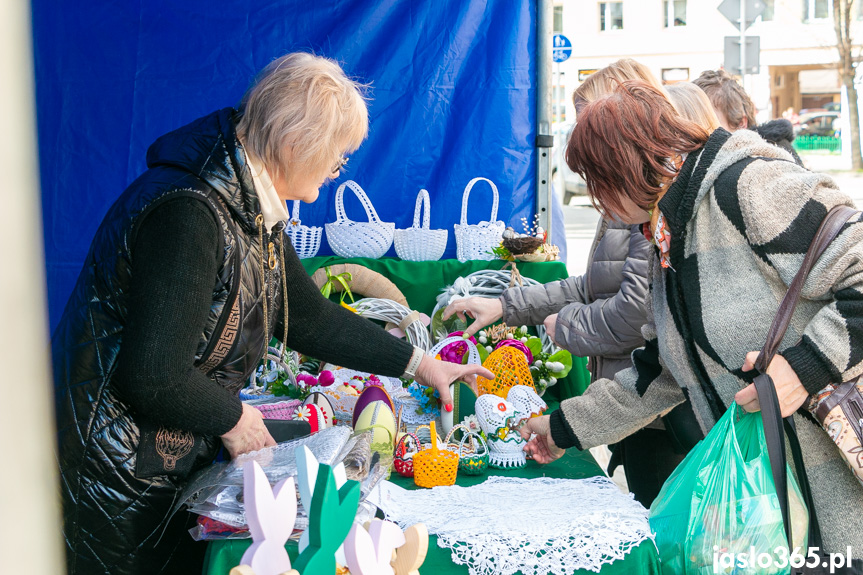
{"left": 552, "top": 0, "right": 863, "bottom": 126}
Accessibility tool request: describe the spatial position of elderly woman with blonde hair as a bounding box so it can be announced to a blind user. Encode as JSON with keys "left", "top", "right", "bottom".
{"left": 53, "top": 52, "right": 492, "bottom": 575}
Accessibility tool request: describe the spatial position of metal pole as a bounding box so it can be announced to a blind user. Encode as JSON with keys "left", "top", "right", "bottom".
{"left": 536, "top": 0, "right": 553, "bottom": 238}
{"left": 739, "top": 0, "right": 747, "bottom": 97}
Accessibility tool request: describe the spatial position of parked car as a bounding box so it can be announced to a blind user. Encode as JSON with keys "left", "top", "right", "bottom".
{"left": 794, "top": 111, "right": 840, "bottom": 137}
{"left": 551, "top": 122, "right": 587, "bottom": 205}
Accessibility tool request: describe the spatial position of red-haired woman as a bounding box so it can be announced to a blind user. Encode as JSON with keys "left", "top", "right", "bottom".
{"left": 520, "top": 80, "right": 863, "bottom": 551}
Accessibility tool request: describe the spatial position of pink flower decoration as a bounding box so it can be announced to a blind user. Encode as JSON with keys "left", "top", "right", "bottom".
{"left": 296, "top": 373, "right": 317, "bottom": 387}
{"left": 439, "top": 331, "right": 478, "bottom": 365}
{"left": 494, "top": 339, "right": 534, "bottom": 364}
{"left": 317, "top": 370, "right": 335, "bottom": 387}
{"left": 364, "top": 374, "right": 383, "bottom": 387}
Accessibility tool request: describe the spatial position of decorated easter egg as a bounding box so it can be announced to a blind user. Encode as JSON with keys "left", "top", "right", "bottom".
{"left": 302, "top": 392, "right": 335, "bottom": 429}
{"left": 353, "top": 400, "right": 396, "bottom": 447}
{"left": 352, "top": 385, "right": 395, "bottom": 428}
{"left": 507, "top": 385, "right": 547, "bottom": 421}
{"left": 336, "top": 383, "right": 359, "bottom": 397}
{"left": 294, "top": 403, "right": 327, "bottom": 433}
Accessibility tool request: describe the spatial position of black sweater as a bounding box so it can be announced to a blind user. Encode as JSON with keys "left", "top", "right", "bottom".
{"left": 114, "top": 197, "right": 413, "bottom": 436}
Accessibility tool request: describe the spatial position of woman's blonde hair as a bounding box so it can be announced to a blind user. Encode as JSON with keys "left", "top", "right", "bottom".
{"left": 573, "top": 58, "right": 665, "bottom": 109}
{"left": 236, "top": 52, "right": 369, "bottom": 179}
{"left": 666, "top": 82, "right": 721, "bottom": 132}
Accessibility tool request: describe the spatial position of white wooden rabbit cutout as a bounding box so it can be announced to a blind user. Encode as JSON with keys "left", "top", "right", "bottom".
{"left": 240, "top": 460, "right": 297, "bottom": 575}
{"left": 344, "top": 518, "right": 406, "bottom": 575}
{"left": 294, "top": 446, "right": 349, "bottom": 565}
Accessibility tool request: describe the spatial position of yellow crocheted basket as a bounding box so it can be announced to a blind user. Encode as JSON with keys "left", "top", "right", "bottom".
{"left": 476, "top": 345, "right": 536, "bottom": 399}
{"left": 413, "top": 421, "right": 458, "bottom": 488}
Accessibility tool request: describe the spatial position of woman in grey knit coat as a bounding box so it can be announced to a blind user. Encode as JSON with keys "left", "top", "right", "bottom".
{"left": 517, "top": 80, "right": 863, "bottom": 552}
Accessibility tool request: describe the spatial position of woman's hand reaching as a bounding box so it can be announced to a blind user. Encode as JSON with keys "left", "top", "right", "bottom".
{"left": 442, "top": 297, "right": 504, "bottom": 337}
{"left": 413, "top": 354, "right": 495, "bottom": 412}
{"left": 221, "top": 403, "right": 277, "bottom": 458}
{"left": 519, "top": 415, "right": 565, "bottom": 464}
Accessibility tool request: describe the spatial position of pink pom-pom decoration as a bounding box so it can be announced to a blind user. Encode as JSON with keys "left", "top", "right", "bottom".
{"left": 494, "top": 338, "right": 533, "bottom": 364}
{"left": 317, "top": 370, "right": 335, "bottom": 387}
{"left": 439, "top": 331, "right": 479, "bottom": 365}
{"left": 296, "top": 373, "right": 318, "bottom": 387}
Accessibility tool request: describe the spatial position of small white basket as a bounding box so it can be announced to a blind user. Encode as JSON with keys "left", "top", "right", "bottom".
{"left": 283, "top": 200, "right": 322, "bottom": 259}
{"left": 325, "top": 180, "right": 395, "bottom": 259}
{"left": 393, "top": 189, "right": 448, "bottom": 261}
{"left": 454, "top": 177, "right": 505, "bottom": 262}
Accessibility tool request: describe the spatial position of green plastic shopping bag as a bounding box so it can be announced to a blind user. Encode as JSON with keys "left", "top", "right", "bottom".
{"left": 649, "top": 403, "right": 809, "bottom": 574}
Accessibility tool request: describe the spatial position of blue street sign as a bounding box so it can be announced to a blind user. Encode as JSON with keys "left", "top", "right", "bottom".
{"left": 552, "top": 34, "right": 572, "bottom": 63}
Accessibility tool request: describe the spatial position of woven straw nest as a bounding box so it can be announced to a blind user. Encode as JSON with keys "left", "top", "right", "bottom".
{"left": 503, "top": 236, "right": 544, "bottom": 255}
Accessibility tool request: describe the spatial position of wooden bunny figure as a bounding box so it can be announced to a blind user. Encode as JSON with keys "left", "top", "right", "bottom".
{"left": 392, "top": 524, "right": 429, "bottom": 575}
{"left": 343, "top": 518, "right": 406, "bottom": 575}
{"left": 295, "top": 445, "right": 349, "bottom": 565}
{"left": 240, "top": 460, "right": 297, "bottom": 575}
{"left": 293, "top": 462, "right": 361, "bottom": 575}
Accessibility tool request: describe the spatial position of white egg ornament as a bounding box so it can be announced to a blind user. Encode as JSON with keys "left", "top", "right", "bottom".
{"left": 353, "top": 400, "right": 397, "bottom": 448}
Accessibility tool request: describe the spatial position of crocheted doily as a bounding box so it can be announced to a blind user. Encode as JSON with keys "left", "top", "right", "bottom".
{"left": 372, "top": 476, "right": 653, "bottom": 575}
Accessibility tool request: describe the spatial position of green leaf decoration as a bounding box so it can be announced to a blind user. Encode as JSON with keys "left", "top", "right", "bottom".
{"left": 334, "top": 274, "right": 354, "bottom": 303}
{"left": 548, "top": 349, "right": 574, "bottom": 378}
{"left": 525, "top": 336, "right": 543, "bottom": 357}
{"left": 477, "top": 342, "right": 490, "bottom": 363}
{"left": 430, "top": 307, "right": 467, "bottom": 342}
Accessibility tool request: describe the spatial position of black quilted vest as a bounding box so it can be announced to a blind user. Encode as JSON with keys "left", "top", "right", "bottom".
{"left": 52, "top": 108, "right": 285, "bottom": 570}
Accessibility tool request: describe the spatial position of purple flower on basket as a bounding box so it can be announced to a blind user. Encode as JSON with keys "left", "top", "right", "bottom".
{"left": 439, "top": 331, "right": 478, "bottom": 364}
{"left": 317, "top": 370, "right": 335, "bottom": 387}
{"left": 494, "top": 338, "right": 534, "bottom": 364}
{"left": 296, "top": 373, "right": 318, "bottom": 387}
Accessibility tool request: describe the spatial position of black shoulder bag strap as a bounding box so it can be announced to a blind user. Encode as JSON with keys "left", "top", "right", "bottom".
{"left": 752, "top": 205, "right": 859, "bottom": 572}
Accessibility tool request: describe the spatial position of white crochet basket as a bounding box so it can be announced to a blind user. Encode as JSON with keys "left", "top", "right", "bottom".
{"left": 325, "top": 180, "right": 395, "bottom": 259}
{"left": 284, "top": 200, "right": 322, "bottom": 259}
{"left": 454, "top": 177, "right": 505, "bottom": 262}
{"left": 393, "top": 189, "right": 448, "bottom": 262}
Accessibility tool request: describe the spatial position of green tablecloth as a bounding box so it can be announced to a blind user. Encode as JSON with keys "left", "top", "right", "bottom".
{"left": 300, "top": 256, "right": 590, "bottom": 400}
{"left": 202, "top": 445, "right": 660, "bottom": 575}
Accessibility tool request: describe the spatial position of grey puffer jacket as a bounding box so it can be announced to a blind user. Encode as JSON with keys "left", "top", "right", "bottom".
{"left": 500, "top": 218, "right": 651, "bottom": 381}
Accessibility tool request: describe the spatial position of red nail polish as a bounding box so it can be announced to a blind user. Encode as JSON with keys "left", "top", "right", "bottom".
{"left": 445, "top": 403, "right": 453, "bottom": 412}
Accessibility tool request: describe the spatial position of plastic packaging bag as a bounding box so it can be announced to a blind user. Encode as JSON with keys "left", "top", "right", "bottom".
{"left": 649, "top": 403, "right": 809, "bottom": 574}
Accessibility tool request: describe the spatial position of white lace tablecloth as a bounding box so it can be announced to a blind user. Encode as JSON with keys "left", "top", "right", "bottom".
{"left": 371, "top": 476, "right": 654, "bottom": 575}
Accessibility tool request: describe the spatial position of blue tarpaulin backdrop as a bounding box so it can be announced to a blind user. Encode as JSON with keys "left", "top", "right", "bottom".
{"left": 33, "top": 0, "right": 544, "bottom": 331}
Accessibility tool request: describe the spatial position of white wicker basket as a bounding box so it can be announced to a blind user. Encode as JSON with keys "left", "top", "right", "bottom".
{"left": 325, "top": 180, "right": 395, "bottom": 258}
{"left": 393, "top": 189, "right": 448, "bottom": 261}
{"left": 284, "top": 200, "right": 322, "bottom": 259}
{"left": 454, "top": 177, "right": 505, "bottom": 262}
{"left": 351, "top": 297, "right": 432, "bottom": 351}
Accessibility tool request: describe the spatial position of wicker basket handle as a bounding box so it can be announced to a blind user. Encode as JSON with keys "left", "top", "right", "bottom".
{"left": 428, "top": 336, "right": 481, "bottom": 364}
{"left": 412, "top": 189, "right": 432, "bottom": 229}
{"left": 290, "top": 200, "right": 302, "bottom": 224}
{"left": 334, "top": 180, "right": 384, "bottom": 224}
{"left": 459, "top": 177, "right": 499, "bottom": 226}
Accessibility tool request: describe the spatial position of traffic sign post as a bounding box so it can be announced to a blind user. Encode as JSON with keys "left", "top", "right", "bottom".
{"left": 552, "top": 34, "right": 571, "bottom": 201}
{"left": 718, "top": 0, "right": 764, "bottom": 93}
{"left": 552, "top": 34, "right": 571, "bottom": 63}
